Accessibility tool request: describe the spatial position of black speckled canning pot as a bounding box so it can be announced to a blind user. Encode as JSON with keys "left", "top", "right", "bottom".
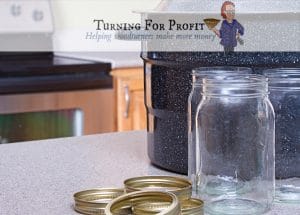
{"left": 142, "top": 51, "right": 300, "bottom": 174}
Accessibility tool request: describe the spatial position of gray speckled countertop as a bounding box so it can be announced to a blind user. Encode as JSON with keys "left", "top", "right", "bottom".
{"left": 0, "top": 131, "right": 299, "bottom": 215}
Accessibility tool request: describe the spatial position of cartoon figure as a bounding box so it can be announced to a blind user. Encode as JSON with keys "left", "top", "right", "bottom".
{"left": 212, "top": 1, "right": 244, "bottom": 53}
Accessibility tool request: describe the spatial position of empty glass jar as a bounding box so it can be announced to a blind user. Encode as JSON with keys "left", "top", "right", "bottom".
{"left": 196, "top": 74, "right": 275, "bottom": 215}
{"left": 264, "top": 68, "right": 300, "bottom": 203}
{"left": 188, "top": 67, "right": 252, "bottom": 190}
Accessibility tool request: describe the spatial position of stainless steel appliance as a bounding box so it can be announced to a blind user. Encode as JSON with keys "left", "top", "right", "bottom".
{"left": 0, "top": 109, "right": 83, "bottom": 144}
{"left": 0, "top": 0, "right": 114, "bottom": 143}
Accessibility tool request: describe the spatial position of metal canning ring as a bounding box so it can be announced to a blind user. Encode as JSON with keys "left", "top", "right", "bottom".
{"left": 105, "top": 191, "right": 181, "bottom": 215}
{"left": 73, "top": 188, "right": 124, "bottom": 215}
{"left": 181, "top": 198, "right": 204, "bottom": 215}
{"left": 132, "top": 202, "right": 174, "bottom": 214}
{"left": 124, "top": 175, "right": 192, "bottom": 201}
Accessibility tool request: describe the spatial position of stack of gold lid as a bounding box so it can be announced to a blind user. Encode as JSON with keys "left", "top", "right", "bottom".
{"left": 124, "top": 176, "right": 203, "bottom": 215}
{"left": 73, "top": 176, "right": 203, "bottom": 215}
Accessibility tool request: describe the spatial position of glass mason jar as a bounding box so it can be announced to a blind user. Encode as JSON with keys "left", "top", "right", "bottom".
{"left": 188, "top": 67, "right": 252, "bottom": 190}
{"left": 263, "top": 68, "right": 300, "bottom": 203}
{"left": 196, "top": 74, "right": 275, "bottom": 215}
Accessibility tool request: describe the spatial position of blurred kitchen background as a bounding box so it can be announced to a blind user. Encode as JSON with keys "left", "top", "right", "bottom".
{"left": 0, "top": 0, "right": 159, "bottom": 144}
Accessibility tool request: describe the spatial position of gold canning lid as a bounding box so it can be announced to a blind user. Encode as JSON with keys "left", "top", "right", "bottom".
{"left": 73, "top": 188, "right": 124, "bottom": 215}
{"left": 105, "top": 191, "right": 181, "bottom": 215}
{"left": 181, "top": 198, "right": 204, "bottom": 215}
{"left": 124, "top": 176, "right": 192, "bottom": 201}
{"left": 132, "top": 197, "right": 204, "bottom": 215}
{"left": 132, "top": 202, "right": 174, "bottom": 214}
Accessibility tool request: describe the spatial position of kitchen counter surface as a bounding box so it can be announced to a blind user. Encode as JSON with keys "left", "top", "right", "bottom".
{"left": 55, "top": 52, "right": 143, "bottom": 69}
{"left": 0, "top": 131, "right": 299, "bottom": 215}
